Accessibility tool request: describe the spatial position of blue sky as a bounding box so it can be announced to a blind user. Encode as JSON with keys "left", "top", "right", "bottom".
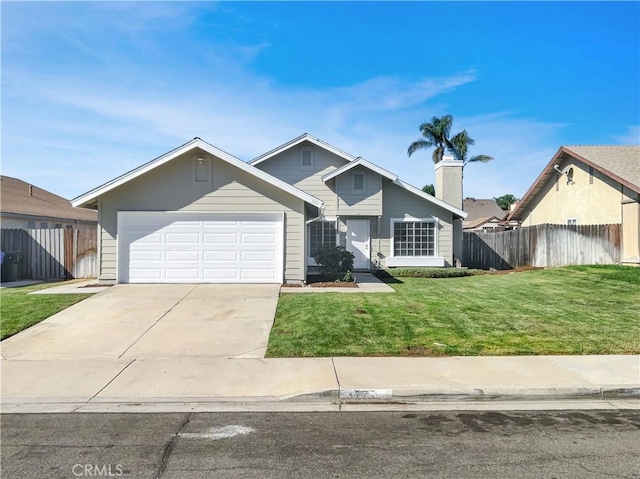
{"left": 2, "top": 1, "right": 639, "bottom": 202}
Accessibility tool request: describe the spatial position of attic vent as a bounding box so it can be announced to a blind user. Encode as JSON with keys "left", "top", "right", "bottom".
{"left": 300, "top": 148, "right": 314, "bottom": 170}
{"left": 352, "top": 172, "right": 365, "bottom": 192}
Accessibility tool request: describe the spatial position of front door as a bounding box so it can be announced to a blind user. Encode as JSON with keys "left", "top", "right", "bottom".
{"left": 346, "top": 219, "right": 370, "bottom": 270}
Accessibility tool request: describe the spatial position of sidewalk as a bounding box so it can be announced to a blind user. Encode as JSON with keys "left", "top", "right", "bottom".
{"left": 1, "top": 354, "right": 638, "bottom": 413}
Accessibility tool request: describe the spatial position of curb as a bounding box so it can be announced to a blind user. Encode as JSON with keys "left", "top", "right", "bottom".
{"left": 336, "top": 387, "right": 640, "bottom": 403}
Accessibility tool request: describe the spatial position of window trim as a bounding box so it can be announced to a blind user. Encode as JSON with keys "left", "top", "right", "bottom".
{"left": 567, "top": 218, "right": 577, "bottom": 226}
{"left": 307, "top": 219, "right": 338, "bottom": 264}
{"left": 300, "top": 147, "right": 314, "bottom": 171}
{"left": 389, "top": 217, "right": 438, "bottom": 258}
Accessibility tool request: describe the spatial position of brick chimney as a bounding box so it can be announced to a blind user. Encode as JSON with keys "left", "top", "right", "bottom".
{"left": 434, "top": 154, "right": 463, "bottom": 209}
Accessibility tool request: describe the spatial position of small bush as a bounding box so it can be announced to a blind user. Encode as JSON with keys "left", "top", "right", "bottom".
{"left": 312, "top": 245, "right": 354, "bottom": 281}
{"left": 375, "top": 268, "right": 486, "bottom": 279}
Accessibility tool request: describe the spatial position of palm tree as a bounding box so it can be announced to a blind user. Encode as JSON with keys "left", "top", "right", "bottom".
{"left": 407, "top": 115, "right": 453, "bottom": 163}
{"left": 448, "top": 129, "right": 494, "bottom": 180}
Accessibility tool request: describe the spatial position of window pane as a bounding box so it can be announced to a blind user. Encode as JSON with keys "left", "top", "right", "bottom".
{"left": 310, "top": 222, "right": 336, "bottom": 257}
{"left": 393, "top": 221, "right": 434, "bottom": 256}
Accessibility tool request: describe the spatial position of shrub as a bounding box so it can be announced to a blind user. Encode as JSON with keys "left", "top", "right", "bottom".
{"left": 374, "top": 268, "right": 486, "bottom": 279}
{"left": 312, "top": 245, "right": 354, "bottom": 281}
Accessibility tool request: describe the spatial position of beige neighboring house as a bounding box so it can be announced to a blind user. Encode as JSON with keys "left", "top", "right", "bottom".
{"left": 462, "top": 198, "right": 507, "bottom": 231}
{"left": 72, "top": 134, "right": 467, "bottom": 284}
{"left": 508, "top": 145, "right": 640, "bottom": 265}
{"left": 0, "top": 176, "right": 97, "bottom": 230}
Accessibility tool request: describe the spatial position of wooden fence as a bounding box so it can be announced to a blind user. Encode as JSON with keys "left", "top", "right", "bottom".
{"left": 463, "top": 224, "right": 621, "bottom": 270}
{"left": 1, "top": 228, "right": 97, "bottom": 280}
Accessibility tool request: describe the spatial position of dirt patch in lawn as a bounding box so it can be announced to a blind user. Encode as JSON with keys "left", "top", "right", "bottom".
{"left": 491, "top": 266, "right": 544, "bottom": 275}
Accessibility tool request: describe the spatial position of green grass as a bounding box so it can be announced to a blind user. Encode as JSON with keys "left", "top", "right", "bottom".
{"left": 0, "top": 282, "right": 92, "bottom": 340}
{"left": 267, "top": 265, "right": 640, "bottom": 357}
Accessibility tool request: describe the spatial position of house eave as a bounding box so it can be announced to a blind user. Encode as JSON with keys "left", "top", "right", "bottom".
{"left": 71, "top": 138, "right": 324, "bottom": 209}
{"left": 321, "top": 157, "right": 398, "bottom": 182}
{"left": 393, "top": 179, "right": 468, "bottom": 219}
{"left": 249, "top": 133, "right": 357, "bottom": 166}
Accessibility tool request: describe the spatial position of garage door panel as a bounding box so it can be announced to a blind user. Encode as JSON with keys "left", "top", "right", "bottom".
{"left": 204, "top": 251, "right": 239, "bottom": 261}
{"left": 242, "top": 251, "right": 276, "bottom": 261}
{"left": 203, "top": 269, "right": 240, "bottom": 280}
{"left": 129, "top": 269, "right": 163, "bottom": 280}
{"left": 203, "top": 220, "right": 238, "bottom": 226}
{"left": 204, "top": 233, "right": 239, "bottom": 244}
{"left": 166, "top": 251, "right": 200, "bottom": 261}
{"left": 129, "top": 233, "right": 163, "bottom": 244}
{"left": 130, "top": 250, "right": 162, "bottom": 261}
{"left": 166, "top": 233, "right": 200, "bottom": 244}
{"left": 242, "top": 233, "right": 276, "bottom": 244}
{"left": 165, "top": 269, "right": 201, "bottom": 280}
{"left": 119, "top": 213, "right": 283, "bottom": 283}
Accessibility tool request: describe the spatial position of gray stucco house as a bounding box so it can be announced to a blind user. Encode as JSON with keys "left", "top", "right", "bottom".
{"left": 72, "top": 134, "right": 467, "bottom": 284}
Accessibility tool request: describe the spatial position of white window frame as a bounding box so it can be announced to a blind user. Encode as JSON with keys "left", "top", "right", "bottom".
{"left": 307, "top": 219, "right": 338, "bottom": 265}
{"left": 387, "top": 217, "right": 444, "bottom": 267}
{"left": 567, "top": 218, "right": 577, "bottom": 226}
{"left": 300, "top": 147, "right": 314, "bottom": 171}
{"left": 351, "top": 171, "right": 366, "bottom": 193}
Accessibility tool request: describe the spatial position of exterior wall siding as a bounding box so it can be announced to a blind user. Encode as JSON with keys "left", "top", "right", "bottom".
{"left": 378, "top": 181, "right": 454, "bottom": 267}
{"left": 98, "top": 150, "right": 306, "bottom": 282}
{"left": 335, "top": 169, "right": 383, "bottom": 216}
{"left": 520, "top": 158, "right": 636, "bottom": 226}
{"left": 253, "top": 141, "right": 348, "bottom": 216}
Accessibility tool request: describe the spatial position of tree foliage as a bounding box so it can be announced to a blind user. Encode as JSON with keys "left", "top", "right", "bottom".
{"left": 407, "top": 115, "right": 453, "bottom": 164}
{"left": 422, "top": 184, "right": 435, "bottom": 196}
{"left": 494, "top": 194, "right": 518, "bottom": 210}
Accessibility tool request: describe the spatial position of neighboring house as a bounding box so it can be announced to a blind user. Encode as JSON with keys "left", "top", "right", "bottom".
{"left": 508, "top": 145, "right": 640, "bottom": 265}
{"left": 0, "top": 176, "right": 97, "bottom": 230}
{"left": 72, "top": 134, "right": 467, "bottom": 284}
{"left": 462, "top": 198, "right": 507, "bottom": 231}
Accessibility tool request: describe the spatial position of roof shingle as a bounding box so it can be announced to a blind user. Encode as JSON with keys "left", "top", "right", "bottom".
{"left": 0, "top": 176, "right": 97, "bottom": 223}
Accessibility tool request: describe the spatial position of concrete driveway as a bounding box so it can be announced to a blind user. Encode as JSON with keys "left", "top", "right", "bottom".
{"left": 0, "top": 284, "right": 280, "bottom": 360}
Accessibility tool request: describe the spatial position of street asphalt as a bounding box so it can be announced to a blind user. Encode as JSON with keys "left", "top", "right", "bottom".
{"left": 2, "top": 410, "right": 639, "bottom": 478}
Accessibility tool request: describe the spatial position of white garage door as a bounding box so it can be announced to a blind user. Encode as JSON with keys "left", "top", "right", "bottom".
{"left": 118, "top": 212, "right": 284, "bottom": 283}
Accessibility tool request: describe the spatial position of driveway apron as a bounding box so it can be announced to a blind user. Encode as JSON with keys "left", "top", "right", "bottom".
{"left": 0, "top": 284, "right": 279, "bottom": 360}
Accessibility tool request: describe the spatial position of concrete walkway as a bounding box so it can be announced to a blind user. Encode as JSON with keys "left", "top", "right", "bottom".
{"left": 1, "top": 355, "right": 638, "bottom": 413}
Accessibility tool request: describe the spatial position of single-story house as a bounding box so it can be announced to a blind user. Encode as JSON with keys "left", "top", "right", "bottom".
{"left": 508, "top": 145, "right": 640, "bottom": 265}
{"left": 1, "top": 176, "right": 97, "bottom": 230}
{"left": 72, "top": 134, "right": 467, "bottom": 284}
{"left": 462, "top": 198, "right": 507, "bottom": 231}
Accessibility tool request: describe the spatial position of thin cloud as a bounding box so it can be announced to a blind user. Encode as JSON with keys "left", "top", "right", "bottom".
{"left": 612, "top": 126, "right": 640, "bottom": 145}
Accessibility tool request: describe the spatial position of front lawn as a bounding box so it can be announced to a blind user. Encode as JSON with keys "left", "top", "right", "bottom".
{"left": 0, "top": 283, "right": 92, "bottom": 340}
{"left": 266, "top": 265, "right": 640, "bottom": 357}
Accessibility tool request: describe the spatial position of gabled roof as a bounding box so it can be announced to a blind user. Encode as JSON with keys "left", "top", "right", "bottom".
{"left": 393, "top": 178, "right": 467, "bottom": 219}
{"left": 321, "top": 157, "right": 397, "bottom": 182}
{"left": 71, "top": 138, "right": 324, "bottom": 209}
{"left": 249, "top": 133, "right": 357, "bottom": 165}
{"left": 463, "top": 198, "right": 507, "bottom": 221}
{"left": 509, "top": 145, "right": 640, "bottom": 221}
{"left": 463, "top": 215, "right": 501, "bottom": 230}
{"left": 320, "top": 157, "right": 466, "bottom": 218}
{"left": 1, "top": 176, "right": 97, "bottom": 223}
